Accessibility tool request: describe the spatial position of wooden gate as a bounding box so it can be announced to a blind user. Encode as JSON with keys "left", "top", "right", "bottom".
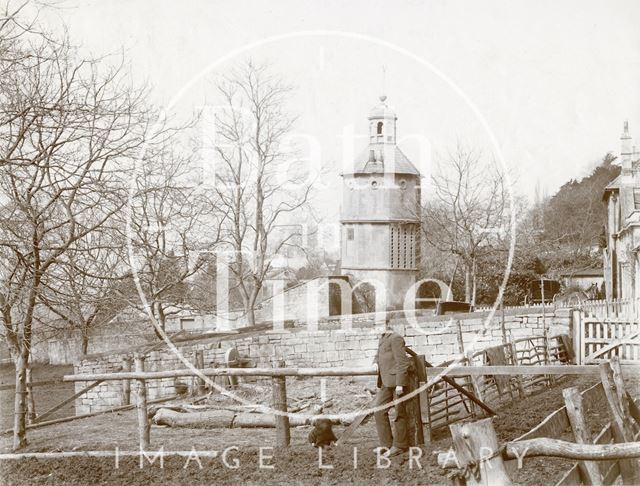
{"left": 573, "top": 309, "right": 640, "bottom": 364}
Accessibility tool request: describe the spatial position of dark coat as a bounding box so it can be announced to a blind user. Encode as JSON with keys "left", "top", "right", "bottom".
{"left": 375, "top": 331, "right": 410, "bottom": 388}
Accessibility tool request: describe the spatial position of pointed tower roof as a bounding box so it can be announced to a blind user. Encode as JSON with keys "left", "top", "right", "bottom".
{"left": 353, "top": 146, "right": 421, "bottom": 175}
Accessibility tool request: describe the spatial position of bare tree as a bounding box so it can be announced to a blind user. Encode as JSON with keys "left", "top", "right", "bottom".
{"left": 37, "top": 226, "right": 129, "bottom": 355}
{"left": 212, "top": 61, "right": 311, "bottom": 326}
{"left": 0, "top": 15, "right": 149, "bottom": 448}
{"left": 422, "top": 144, "right": 508, "bottom": 305}
{"left": 123, "top": 141, "right": 222, "bottom": 336}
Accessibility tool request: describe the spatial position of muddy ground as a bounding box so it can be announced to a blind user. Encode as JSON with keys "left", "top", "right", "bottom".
{"left": 1, "top": 372, "right": 632, "bottom": 485}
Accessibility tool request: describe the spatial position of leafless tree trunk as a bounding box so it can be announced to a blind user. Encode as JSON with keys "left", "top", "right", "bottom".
{"left": 37, "top": 229, "right": 128, "bottom": 357}
{"left": 422, "top": 143, "right": 508, "bottom": 305}
{"left": 212, "top": 61, "right": 311, "bottom": 326}
{"left": 0, "top": 8, "right": 150, "bottom": 448}
{"left": 123, "top": 138, "right": 223, "bottom": 337}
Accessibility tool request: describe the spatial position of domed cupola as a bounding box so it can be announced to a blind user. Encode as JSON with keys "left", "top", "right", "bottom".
{"left": 368, "top": 95, "right": 397, "bottom": 145}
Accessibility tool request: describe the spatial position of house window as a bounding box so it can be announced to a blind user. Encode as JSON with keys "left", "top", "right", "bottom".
{"left": 377, "top": 122, "right": 383, "bottom": 135}
{"left": 634, "top": 189, "right": 640, "bottom": 210}
{"left": 347, "top": 228, "right": 354, "bottom": 240}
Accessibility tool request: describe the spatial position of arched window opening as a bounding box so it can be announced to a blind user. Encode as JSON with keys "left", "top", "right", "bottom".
{"left": 376, "top": 121, "right": 383, "bottom": 135}
{"left": 416, "top": 281, "right": 442, "bottom": 310}
{"left": 417, "top": 281, "right": 441, "bottom": 299}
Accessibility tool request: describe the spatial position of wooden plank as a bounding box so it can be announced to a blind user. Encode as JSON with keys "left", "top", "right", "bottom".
{"left": 563, "top": 387, "right": 603, "bottom": 485}
{"left": 62, "top": 365, "right": 640, "bottom": 382}
{"left": 554, "top": 397, "right": 640, "bottom": 486}
{"left": 599, "top": 359, "right": 640, "bottom": 485}
{"left": 585, "top": 331, "right": 640, "bottom": 362}
{"left": 33, "top": 379, "right": 104, "bottom": 424}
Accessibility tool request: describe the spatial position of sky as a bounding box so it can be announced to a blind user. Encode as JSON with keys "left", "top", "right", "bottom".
{"left": 36, "top": 0, "right": 640, "bottom": 223}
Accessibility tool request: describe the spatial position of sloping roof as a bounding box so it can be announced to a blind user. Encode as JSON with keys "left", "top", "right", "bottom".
{"left": 603, "top": 174, "right": 622, "bottom": 198}
{"left": 350, "top": 146, "right": 421, "bottom": 176}
{"left": 560, "top": 268, "right": 604, "bottom": 277}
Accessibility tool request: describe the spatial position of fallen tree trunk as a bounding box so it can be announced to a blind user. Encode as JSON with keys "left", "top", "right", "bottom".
{"left": 233, "top": 412, "right": 308, "bottom": 428}
{"left": 151, "top": 408, "right": 317, "bottom": 429}
{"left": 439, "top": 439, "right": 640, "bottom": 467}
{"left": 152, "top": 409, "right": 235, "bottom": 428}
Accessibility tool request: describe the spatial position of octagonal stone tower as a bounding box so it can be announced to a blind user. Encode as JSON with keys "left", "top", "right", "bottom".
{"left": 341, "top": 95, "right": 421, "bottom": 310}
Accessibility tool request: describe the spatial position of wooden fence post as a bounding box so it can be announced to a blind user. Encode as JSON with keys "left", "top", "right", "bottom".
{"left": 272, "top": 360, "right": 290, "bottom": 447}
{"left": 562, "top": 387, "right": 603, "bottom": 486}
{"left": 193, "top": 350, "right": 205, "bottom": 395}
{"left": 456, "top": 320, "right": 465, "bottom": 355}
{"left": 121, "top": 356, "right": 132, "bottom": 406}
{"left": 572, "top": 309, "right": 583, "bottom": 365}
{"left": 134, "top": 354, "right": 150, "bottom": 450}
{"left": 508, "top": 342, "right": 525, "bottom": 398}
{"left": 449, "top": 417, "right": 512, "bottom": 486}
{"left": 466, "top": 351, "right": 485, "bottom": 417}
{"left": 599, "top": 358, "right": 640, "bottom": 485}
{"left": 406, "top": 357, "right": 425, "bottom": 446}
{"left": 501, "top": 301, "right": 508, "bottom": 345}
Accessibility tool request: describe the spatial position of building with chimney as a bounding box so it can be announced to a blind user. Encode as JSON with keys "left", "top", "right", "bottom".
{"left": 603, "top": 121, "right": 640, "bottom": 300}
{"left": 340, "top": 96, "right": 422, "bottom": 310}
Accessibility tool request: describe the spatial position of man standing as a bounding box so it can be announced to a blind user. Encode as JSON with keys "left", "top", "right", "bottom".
{"left": 373, "top": 318, "right": 410, "bottom": 456}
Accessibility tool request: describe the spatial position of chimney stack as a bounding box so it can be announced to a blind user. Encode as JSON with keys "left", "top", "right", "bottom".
{"left": 621, "top": 121, "right": 632, "bottom": 172}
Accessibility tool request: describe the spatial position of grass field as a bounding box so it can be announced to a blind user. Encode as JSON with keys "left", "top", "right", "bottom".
{"left": 0, "top": 364, "right": 75, "bottom": 431}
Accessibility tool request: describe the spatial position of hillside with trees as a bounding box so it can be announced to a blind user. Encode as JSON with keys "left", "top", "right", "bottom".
{"left": 541, "top": 153, "right": 620, "bottom": 269}
{"left": 421, "top": 152, "right": 621, "bottom": 306}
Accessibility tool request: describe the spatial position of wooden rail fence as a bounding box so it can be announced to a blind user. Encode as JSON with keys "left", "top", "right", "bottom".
{"left": 61, "top": 359, "right": 640, "bottom": 452}
{"left": 439, "top": 356, "right": 640, "bottom": 486}
{"left": 573, "top": 310, "right": 640, "bottom": 364}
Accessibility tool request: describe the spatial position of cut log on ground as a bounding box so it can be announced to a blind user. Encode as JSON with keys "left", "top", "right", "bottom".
{"left": 233, "top": 412, "right": 308, "bottom": 428}
{"left": 152, "top": 409, "right": 235, "bottom": 428}
{"left": 150, "top": 408, "right": 311, "bottom": 429}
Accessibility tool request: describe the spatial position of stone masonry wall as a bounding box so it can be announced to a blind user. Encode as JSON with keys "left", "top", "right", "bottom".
{"left": 73, "top": 308, "right": 572, "bottom": 414}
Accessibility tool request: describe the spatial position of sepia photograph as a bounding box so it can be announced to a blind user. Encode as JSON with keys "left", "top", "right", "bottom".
{"left": 1, "top": 1, "right": 639, "bottom": 484}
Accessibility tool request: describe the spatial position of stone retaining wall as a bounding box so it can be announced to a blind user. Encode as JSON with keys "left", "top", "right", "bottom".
{"left": 73, "top": 308, "right": 572, "bottom": 414}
